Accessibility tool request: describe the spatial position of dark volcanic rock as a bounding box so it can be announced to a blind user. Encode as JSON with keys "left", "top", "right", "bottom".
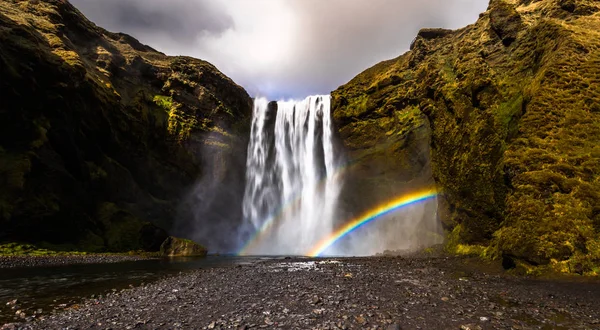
{"left": 139, "top": 223, "right": 169, "bottom": 252}
{"left": 411, "top": 28, "right": 454, "bottom": 49}
{"left": 0, "top": 0, "right": 252, "bottom": 252}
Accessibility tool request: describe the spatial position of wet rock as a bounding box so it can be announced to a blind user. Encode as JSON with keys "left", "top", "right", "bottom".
{"left": 502, "top": 255, "right": 516, "bottom": 270}
{"left": 160, "top": 237, "right": 207, "bottom": 257}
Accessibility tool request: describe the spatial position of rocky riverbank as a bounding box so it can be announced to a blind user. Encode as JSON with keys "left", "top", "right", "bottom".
{"left": 0, "top": 254, "right": 153, "bottom": 269}
{"left": 4, "top": 256, "right": 599, "bottom": 329}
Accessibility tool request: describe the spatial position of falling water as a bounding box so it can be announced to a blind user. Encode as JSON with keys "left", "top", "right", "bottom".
{"left": 242, "top": 95, "right": 341, "bottom": 255}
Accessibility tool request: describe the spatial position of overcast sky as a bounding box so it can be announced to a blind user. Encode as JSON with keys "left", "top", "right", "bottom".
{"left": 71, "top": 0, "right": 488, "bottom": 99}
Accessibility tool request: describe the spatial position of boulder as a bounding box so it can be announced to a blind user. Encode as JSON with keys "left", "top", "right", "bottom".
{"left": 160, "top": 237, "right": 207, "bottom": 257}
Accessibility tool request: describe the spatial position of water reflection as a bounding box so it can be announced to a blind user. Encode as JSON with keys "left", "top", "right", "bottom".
{"left": 0, "top": 256, "right": 264, "bottom": 323}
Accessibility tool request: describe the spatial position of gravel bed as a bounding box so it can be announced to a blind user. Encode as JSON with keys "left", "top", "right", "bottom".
{"left": 0, "top": 255, "right": 150, "bottom": 269}
{"left": 2, "top": 256, "right": 600, "bottom": 329}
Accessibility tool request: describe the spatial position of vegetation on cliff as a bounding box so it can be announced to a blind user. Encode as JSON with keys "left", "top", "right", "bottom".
{"left": 332, "top": 0, "right": 600, "bottom": 274}
{"left": 0, "top": 0, "right": 252, "bottom": 252}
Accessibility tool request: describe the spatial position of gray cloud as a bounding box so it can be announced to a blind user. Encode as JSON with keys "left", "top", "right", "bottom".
{"left": 71, "top": 0, "right": 233, "bottom": 44}
{"left": 71, "top": 0, "right": 489, "bottom": 99}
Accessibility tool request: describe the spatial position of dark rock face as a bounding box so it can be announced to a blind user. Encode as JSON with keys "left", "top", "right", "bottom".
{"left": 139, "top": 223, "right": 169, "bottom": 252}
{"left": 411, "top": 28, "right": 455, "bottom": 50}
{"left": 0, "top": 0, "right": 252, "bottom": 252}
{"left": 332, "top": 0, "right": 600, "bottom": 273}
{"left": 160, "top": 236, "right": 207, "bottom": 257}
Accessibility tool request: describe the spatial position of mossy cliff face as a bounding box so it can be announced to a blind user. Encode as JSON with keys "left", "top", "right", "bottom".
{"left": 0, "top": 0, "right": 252, "bottom": 252}
{"left": 332, "top": 0, "right": 600, "bottom": 273}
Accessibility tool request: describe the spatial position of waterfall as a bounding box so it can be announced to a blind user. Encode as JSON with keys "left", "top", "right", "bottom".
{"left": 242, "top": 95, "right": 340, "bottom": 255}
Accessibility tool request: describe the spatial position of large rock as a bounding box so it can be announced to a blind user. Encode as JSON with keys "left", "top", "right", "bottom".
{"left": 160, "top": 236, "right": 207, "bottom": 257}
{"left": 0, "top": 0, "right": 252, "bottom": 252}
{"left": 332, "top": 0, "right": 600, "bottom": 272}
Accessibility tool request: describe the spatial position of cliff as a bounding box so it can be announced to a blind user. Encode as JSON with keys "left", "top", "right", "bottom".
{"left": 332, "top": 0, "right": 600, "bottom": 273}
{"left": 0, "top": 0, "right": 252, "bottom": 252}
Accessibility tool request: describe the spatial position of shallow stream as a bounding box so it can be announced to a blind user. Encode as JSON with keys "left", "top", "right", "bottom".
{"left": 0, "top": 256, "right": 267, "bottom": 323}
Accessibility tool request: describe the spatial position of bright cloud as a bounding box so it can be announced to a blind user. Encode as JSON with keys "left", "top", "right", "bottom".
{"left": 72, "top": 0, "right": 489, "bottom": 99}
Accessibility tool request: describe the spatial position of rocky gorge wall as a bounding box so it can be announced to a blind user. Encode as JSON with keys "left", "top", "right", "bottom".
{"left": 0, "top": 0, "right": 252, "bottom": 252}
{"left": 332, "top": 0, "right": 600, "bottom": 273}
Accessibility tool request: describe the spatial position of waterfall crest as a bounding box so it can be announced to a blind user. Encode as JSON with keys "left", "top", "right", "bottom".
{"left": 242, "top": 95, "right": 341, "bottom": 255}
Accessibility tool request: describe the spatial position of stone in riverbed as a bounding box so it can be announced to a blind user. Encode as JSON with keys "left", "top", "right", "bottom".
{"left": 160, "top": 237, "right": 207, "bottom": 257}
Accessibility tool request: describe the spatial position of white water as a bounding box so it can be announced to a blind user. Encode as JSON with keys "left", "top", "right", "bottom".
{"left": 242, "top": 95, "right": 341, "bottom": 255}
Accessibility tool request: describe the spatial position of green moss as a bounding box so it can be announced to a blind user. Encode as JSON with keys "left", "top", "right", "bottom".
{"left": 445, "top": 225, "right": 490, "bottom": 258}
{"left": 496, "top": 94, "right": 523, "bottom": 130}
{"left": 346, "top": 94, "right": 370, "bottom": 118}
{"left": 0, "top": 242, "right": 89, "bottom": 256}
{"left": 153, "top": 95, "right": 173, "bottom": 111}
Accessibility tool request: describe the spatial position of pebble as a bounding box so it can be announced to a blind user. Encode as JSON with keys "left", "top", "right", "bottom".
{"left": 5, "top": 256, "right": 598, "bottom": 329}
{"left": 0, "top": 255, "right": 150, "bottom": 269}
{"left": 460, "top": 324, "right": 482, "bottom": 330}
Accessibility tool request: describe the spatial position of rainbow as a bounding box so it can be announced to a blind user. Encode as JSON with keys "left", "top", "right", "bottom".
{"left": 237, "top": 196, "right": 302, "bottom": 256}
{"left": 237, "top": 168, "right": 349, "bottom": 256}
{"left": 307, "top": 188, "right": 438, "bottom": 257}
